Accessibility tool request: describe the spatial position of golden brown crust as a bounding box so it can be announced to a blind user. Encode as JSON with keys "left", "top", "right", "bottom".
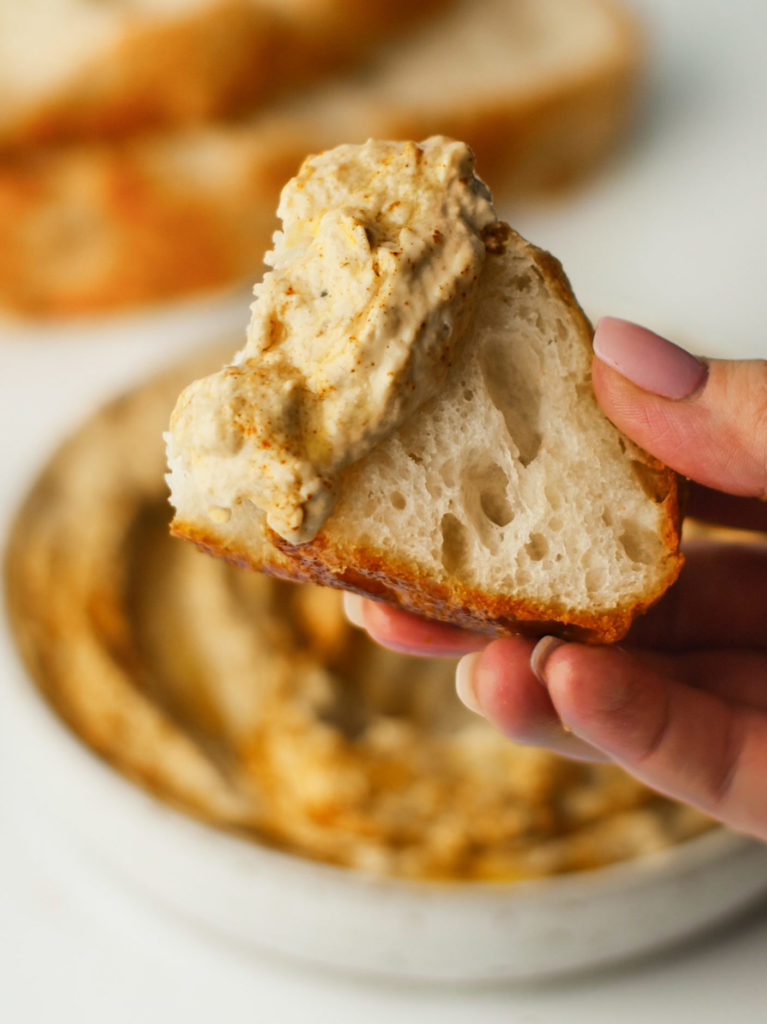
{"left": 172, "top": 519, "right": 678, "bottom": 644}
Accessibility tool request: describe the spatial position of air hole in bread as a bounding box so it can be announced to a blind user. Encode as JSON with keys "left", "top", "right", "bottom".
{"left": 390, "top": 490, "right": 406, "bottom": 510}
{"left": 619, "top": 520, "right": 657, "bottom": 565}
{"left": 480, "top": 339, "right": 542, "bottom": 466}
{"left": 463, "top": 388, "right": 474, "bottom": 402}
{"left": 525, "top": 532, "right": 548, "bottom": 561}
{"left": 460, "top": 460, "right": 513, "bottom": 536}
{"left": 478, "top": 463, "right": 514, "bottom": 527}
{"left": 440, "top": 513, "right": 470, "bottom": 575}
{"left": 511, "top": 274, "right": 532, "bottom": 293}
{"left": 585, "top": 567, "right": 607, "bottom": 593}
{"left": 630, "top": 459, "right": 670, "bottom": 504}
{"left": 544, "top": 484, "right": 562, "bottom": 510}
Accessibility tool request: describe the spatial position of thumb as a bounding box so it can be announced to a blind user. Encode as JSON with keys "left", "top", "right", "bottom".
{"left": 592, "top": 317, "right": 767, "bottom": 497}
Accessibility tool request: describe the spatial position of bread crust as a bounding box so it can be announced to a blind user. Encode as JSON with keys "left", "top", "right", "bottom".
{"left": 172, "top": 514, "right": 682, "bottom": 644}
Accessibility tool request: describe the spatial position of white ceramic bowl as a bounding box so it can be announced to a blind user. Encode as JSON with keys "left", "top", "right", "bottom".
{"left": 7, "top": 634, "right": 767, "bottom": 985}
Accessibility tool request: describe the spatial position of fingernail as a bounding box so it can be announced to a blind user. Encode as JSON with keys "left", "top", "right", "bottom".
{"left": 343, "top": 591, "right": 366, "bottom": 629}
{"left": 530, "top": 636, "right": 567, "bottom": 687}
{"left": 455, "top": 651, "right": 484, "bottom": 716}
{"left": 594, "top": 317, "right": 708, "bottom": 399}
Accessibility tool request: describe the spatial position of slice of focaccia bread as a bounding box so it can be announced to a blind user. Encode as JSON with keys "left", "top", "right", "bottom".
{"left": 0, "top": 0, "right": 642, "bottom": 315}
{"left": 167, "top": 138, "right": 682, "bottom": 644}
{"left": 0, "top": 0, "right": 446, "bottom": 149}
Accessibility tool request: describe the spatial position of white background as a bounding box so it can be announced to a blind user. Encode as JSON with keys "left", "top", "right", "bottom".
{"left": 3, "top": 0, "right": 767, "bottom": 1019}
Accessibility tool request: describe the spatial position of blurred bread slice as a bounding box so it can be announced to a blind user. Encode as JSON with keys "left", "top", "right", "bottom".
{"left": 169, "top": 222, "right": 683, "bottom": 644}
{"left": 0, "top": 0, "right": 446, "bottom": 149}
{"left": 0, "top": 0, "right": 643, "bottom": 315}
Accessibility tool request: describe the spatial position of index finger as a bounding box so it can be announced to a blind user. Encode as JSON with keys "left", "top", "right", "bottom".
{"left": 629, "top": 539, "right": 767, "bottom": 651}
{"left": 686, "top": 482, "right": 767, "bottom": 533}
{"left": 343, "top": 592, "right": 486, "bottom": 657}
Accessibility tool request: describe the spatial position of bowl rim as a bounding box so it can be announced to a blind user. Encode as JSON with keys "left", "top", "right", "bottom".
{"left": 7, "top": 617, "right": 767, "bottom": 983}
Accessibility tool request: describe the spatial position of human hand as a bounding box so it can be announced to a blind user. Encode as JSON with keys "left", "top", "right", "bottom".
{"left": 344, "top": 317, "right": 767, "bottom": 841}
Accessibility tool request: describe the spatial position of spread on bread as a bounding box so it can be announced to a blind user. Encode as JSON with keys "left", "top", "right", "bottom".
{"left": 168, "top": 137, "right": 496, "bottom": 543}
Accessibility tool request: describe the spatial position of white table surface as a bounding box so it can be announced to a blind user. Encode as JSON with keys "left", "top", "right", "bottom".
{"left": 3, "top": 0, "right": 767, "bottom": 1019}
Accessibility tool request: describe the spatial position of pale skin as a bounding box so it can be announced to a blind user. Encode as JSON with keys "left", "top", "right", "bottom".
{"left": 344, "top": 316, "right": 767, "bottom": 842}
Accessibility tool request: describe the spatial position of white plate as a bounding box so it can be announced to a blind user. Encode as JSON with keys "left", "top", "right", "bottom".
{"left": 7, "top": 635, "right": 767, "bottom": 984}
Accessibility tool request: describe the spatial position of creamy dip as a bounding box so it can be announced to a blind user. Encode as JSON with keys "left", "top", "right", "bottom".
{"left": 168, "top": 137, "right": 497, "bottom": 543}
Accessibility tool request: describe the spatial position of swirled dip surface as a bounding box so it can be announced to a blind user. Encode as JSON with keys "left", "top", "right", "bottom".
{"left": 6, "top": 344, "right": 715, "bottom": 880}
{"left": 168, "top": 137, "right": 497, "bottom": 543}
